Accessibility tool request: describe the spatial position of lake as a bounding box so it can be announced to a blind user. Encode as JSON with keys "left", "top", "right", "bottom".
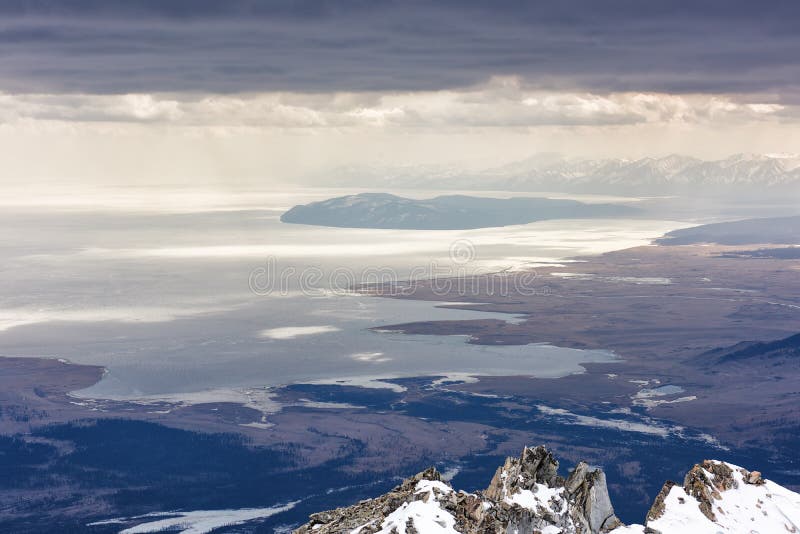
{"left": 0, "top": 184, "right": 688, "bottom": 402}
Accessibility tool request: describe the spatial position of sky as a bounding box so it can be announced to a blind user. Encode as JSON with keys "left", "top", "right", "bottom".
{"left": 1, "top": 0, "right": 799, "bottom": 185}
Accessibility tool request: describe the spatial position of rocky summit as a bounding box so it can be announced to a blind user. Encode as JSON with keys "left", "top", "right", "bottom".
{"left": 295, "top": 446, "right": 800, "bottom": 534}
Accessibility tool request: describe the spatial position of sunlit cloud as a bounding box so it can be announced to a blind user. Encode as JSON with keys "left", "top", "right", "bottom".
{"left": 0, "top": 81, "right": 791, "bottom": 130}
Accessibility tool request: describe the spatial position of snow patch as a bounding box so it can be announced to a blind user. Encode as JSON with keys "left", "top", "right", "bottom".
{"left": 431, "top": 373, "right": 481, "bottom": 387}
{"left": 88, "top": 502, "right": 298, "bottom": 534}
{"left": 506, "top": 484, "right": 566, "bottom": 516}
{"left": 550, "top": 273, "right": 671, "bottom": 285}
{"left": 537, "top": 405, "right": 670, "bottom": 437}
{"left": 302, "top": 376, "right": 407, "bottom": 393}
{"left": 259, "top": 325, "right": 341, "bottom": 339}
{"left": 374, "top": 480, "right": 458, "bottom": 534}
{"left": 350, "top": 352, "right": 392, "bottom": 363}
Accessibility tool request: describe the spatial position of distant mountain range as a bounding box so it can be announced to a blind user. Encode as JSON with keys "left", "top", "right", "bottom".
{"left": 281, "top": 193, "right": 638, "bottom": 230}
{"left": 311, "top": 153, "right": 800, "bottom": 194}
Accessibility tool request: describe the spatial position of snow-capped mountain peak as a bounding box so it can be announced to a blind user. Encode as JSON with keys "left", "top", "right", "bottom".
{"left": 295, "top": 447, "right": 800, "bottom": 534}
{"left": 314, "top": 153, "right": 800, "bottom": 193}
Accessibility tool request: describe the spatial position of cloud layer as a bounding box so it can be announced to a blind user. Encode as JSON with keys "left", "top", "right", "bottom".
{"left": 0, "top": 81, "right": 790, "bottom": 129}
{"left": 0, "top": 1, "right": 798, "bottom": 96}
{"left": 1, "top": 2, "right": 798, "bottom": 184}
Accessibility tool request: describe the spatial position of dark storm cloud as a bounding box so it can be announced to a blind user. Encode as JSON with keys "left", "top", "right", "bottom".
{"left": 0, "top": 0, "right": 798, "bottom": 96}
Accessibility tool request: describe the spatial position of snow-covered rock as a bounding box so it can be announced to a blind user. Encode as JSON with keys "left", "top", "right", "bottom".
{"left": 296, "top": 446, "right": 621, "bottom": 534}
{"left": 295, "top": 448, "right": 800, "bottom": 534}
{"left": 636, "top": 459, "right": 800, "bottom": 533}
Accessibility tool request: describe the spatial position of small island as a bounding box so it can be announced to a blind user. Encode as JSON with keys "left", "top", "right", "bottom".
{"left": 280, "top": 193, "right": 638, "bottom": 230}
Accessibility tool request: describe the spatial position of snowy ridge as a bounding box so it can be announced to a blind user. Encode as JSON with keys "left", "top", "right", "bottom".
{"left": 297, "top": 446, "right": 620, "bottom": 534}
{"left": 317, "top": 153, "right": 800, "bottom": 193}
{"left": 296, "top": 447, "right": 800, "bottom": 534}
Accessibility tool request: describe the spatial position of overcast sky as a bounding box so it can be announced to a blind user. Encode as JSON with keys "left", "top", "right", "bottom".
{"left": 2, "top": 0, "right": 799, "bottom": 185}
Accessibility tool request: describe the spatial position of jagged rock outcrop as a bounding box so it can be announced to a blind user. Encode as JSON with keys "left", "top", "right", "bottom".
{"left": 565, "top": 463, "right": 621, "bottom": 533}
{"left": 295, "top": 446, "right": 621, "bottom": 534}
{"left": 295, "top": 447, "right": 800, "bottom": 534}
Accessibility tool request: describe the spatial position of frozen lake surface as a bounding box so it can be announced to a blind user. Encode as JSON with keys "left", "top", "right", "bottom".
{"left": 0, "top": 185, "right": 690, "bottom": 401}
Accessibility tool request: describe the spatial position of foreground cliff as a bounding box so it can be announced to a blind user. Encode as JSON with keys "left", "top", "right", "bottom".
{"left": 295, "top": 446, "right": 800, "bottom": 534}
